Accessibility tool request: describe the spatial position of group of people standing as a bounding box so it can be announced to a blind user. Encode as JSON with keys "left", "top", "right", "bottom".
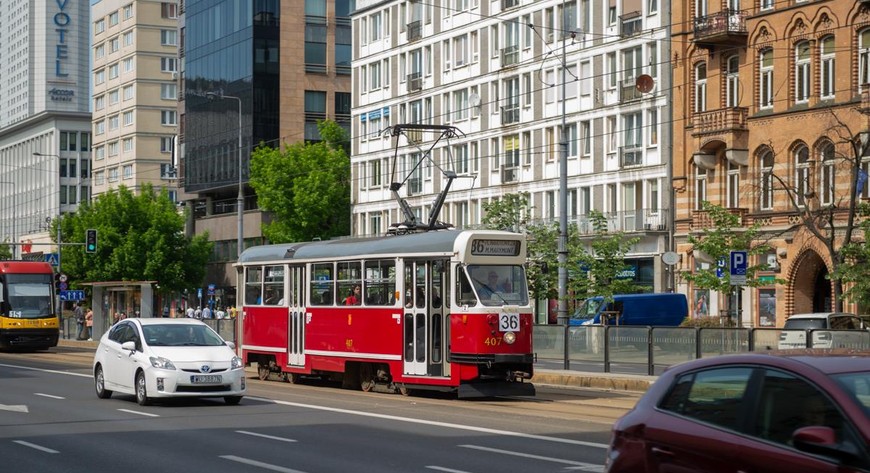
{"left": 74, "top": 303, "right": 94, "bottom": 341}
{"left": 185, "top": 305, "right": 234, "bottom": 319}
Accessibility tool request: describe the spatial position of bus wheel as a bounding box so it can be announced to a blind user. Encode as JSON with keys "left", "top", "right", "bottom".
{"left": 257, "top": 364, "right": 270, "bottom": 381}
{"left": 283, "top": 372, "right": 297, "bottom": 384}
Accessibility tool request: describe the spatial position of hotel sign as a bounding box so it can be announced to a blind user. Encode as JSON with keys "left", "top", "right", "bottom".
{"left": 53, "top": 0, "right": 72, "bottom": 78}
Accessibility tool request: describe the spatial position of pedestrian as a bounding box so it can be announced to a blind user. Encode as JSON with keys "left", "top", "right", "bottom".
{"left": 74, "top": 303, "right": 85, "bottom": 340}
{"left": 202, "top": 305, "right": 212, "bottom": 319}
{"left": 112, "top": 312, "right": 121, "bottom": 325}
{"left": 85, "top": 308, "right": 94, "bottom": 341}
{"left": 186, "top": 306, "right": 195, "bottom": 318}
{"left": 194, "top": 306, "right": 202, "bottom": 319}
{"left": 215, "top": 306, "right": 226, "bottom": 319}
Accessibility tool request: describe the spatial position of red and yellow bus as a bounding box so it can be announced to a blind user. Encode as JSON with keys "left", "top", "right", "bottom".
{"left": 236, "top": 229, "right": 534, "bottom": 398}
{"left": 0, "top": 261, "right": 59, "bottom": 350}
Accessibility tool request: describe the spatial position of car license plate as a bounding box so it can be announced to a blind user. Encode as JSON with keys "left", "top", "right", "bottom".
{"left": 191, "top": 375, "right": 222, "bottom": 384}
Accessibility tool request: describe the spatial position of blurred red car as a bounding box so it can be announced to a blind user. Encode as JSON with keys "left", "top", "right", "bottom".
{"left": 605, "top": 350, "right": 870, "bottom": 473}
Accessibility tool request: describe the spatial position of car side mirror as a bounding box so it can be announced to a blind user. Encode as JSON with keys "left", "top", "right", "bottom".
{"left": 225, "top": 341, "right": 236, "bottom": 350}
{"left": 793, "top": 426, "right": 859, "bottom": 462}
{"left": 121, "top": 341, "right": 136, "bottom": 352}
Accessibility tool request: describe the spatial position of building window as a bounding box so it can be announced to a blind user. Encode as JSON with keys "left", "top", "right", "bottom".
{"left": 795, "top": 144, "right": 810, "bottom": 206}
{"left": 161, "top": 110, "right": 177, "bottom": 125}
{"left": 450, "top": 144, "right": 466, "bottom": 174}
{"left": 727, "top": 162, "right": 740, "bottom": 208}
{"left": 819, "top": 142, "right": 835, "bottom": 206}
{"left": 795, "top": 41, "right": 810, "bottom": 104}
{"left": 581, "top": 120, "right": 591, "bottom": 156}
{"left": 122, "top": 58, "right": 134, "bottom": 73}
{"left": 861, "top": 29, "right": 870, "bottom": 90}
{"left": 109, "top": 168, "right": 119, "bottom": 183}
{"left": 123, "top": 110, "right": 134, "bottom": 126}
{"left": 760, "top": 0, "right": 773, "bottom": 10}
{"left": 109, "top": 11, "right": 119, "bottom": 26}
{"left": 123, "top": 31, "right": 134, "bottom": 47}
{"left": 726, "top": 55, "right": 739, "bottom": 107}
{"left": 161, "top": 2, "right": 177, "bottom": 19}
{"left": 160, "top": 137, "right": 174, "bottom": 153}
{"left": 123, "top": 85, "right": 134, "bottom": 100}
{"left": 95, "top": 121, "right": 105, "bottom": 136}
{"left": 108, "top": 141, "right": 119, "bottom": 156}
{"left": 109, "top": 89, "right": 120, "bottom": 105}
{"left": 94, "top": 44, "right": 104, "bottom": 60}
{"left": 695, "top": 166, "right": 707, "bottom": 210}
{"left": 110, "top": 37, "right": 120, "bottom": 53}
{"left": 94, "top": 70, "right": 105, "bottom": 85}
{"left": 123, "top": 4, "right": 133, "bottom": 19}
{"left": 95, "top": 19, "right": 105, "bottom": 35}
{"left": 95, "top": 146, "right": 105, "bottom": 161}
{"left": 760, "top": 150, "right": 774, "bottom": 210}
{"left": 160, "top": 57, "right": 177, "bottom": 72}
{"left": 694, "top": 62, "right": 707, "bottom": 113}
{"left": 304, "top": 91, "right": 327, "bottom": 141}
{"left": 123, "top": 137, "right": 133, "bottom": 152}
{"left": 161, "top": 83, "right": 177, "bottom": 100}
{"left": 108, "top": 63, "right": 119, "bottom": 79}
{"left": 648, "top": 108, "right": 658, "bottom": 146}
{"left": 160, "top": 29, "right": 177, "bottom": 46}
{"left": 123, "top": 164, "right": 133, "bottom": 179}
{"left": 759, "top": 49, "right": 773, "bottom": 109}
{"left": 820, "top": 36, "right": 835, "bottom": 100}
{"left": 109, "top": 114, "right": 119, "bottom": 131}
{"left": 94, "top": 95, "right": 105, "bottom": 111}
{"left": 95, "top": 171, "right": 105, "bottom": 186}
{"left": 305, "top": 23, "right": 327, "bottom": 71}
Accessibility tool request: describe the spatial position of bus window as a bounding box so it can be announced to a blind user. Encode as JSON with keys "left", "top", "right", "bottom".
{"left": 337, "top": 261, "right": 362, "bottom": 305}
{"left": 245, "top": 267, "right": 262, "bottom": 306}
{"left": 263, "top": 266, "right": 285, "bottom": 305}
{"left": 364, "top": 259, "right": 396, "bottom": 305}
{"left": 310, "top": 263, "right": 334, "bottom": 306}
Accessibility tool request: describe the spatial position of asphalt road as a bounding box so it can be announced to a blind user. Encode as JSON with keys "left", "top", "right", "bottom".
{"left": 0, "top": 347, "right": 636, "bottom": 473}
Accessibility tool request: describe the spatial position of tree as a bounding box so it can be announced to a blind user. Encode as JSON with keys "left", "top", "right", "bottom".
{"left": 250, "top": 120, "right": 351, "bottom": 243}
{"left": 682, "top": 202, "right": 778, "bottom": 321}
{"left": 571, "top": 211, "right": 642, "bottom": 301}
{"left": 0, "top": 243, "right": 11, "bottom": 260}
{"left": 833, "top": 201, "right": 870, "bottom": 306}
{"left": 481, "top": 192, "right": 532, "bottom": 232}
{"left": 56, "top": 184, "right": 212, "bottom": 292}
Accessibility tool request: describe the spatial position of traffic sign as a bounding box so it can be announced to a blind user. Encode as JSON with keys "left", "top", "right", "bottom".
{"left": 730, "top": 250, "right": 747, "bottom": 286}
{"left": 45, "top": 253, "right": 59, "bottom": 267}
{"left": 207, "top": 284, "right": 216, "bottom": 296}
{"left": 60, "top": 290, "right": 86, "bottom": 301}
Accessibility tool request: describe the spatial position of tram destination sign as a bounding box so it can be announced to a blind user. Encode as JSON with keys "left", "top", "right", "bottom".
{"left": 470, "top": 239, "right": 520, "bottom": 256}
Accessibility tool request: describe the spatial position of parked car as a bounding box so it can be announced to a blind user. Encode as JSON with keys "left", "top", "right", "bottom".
{"left": 92, "top": 318, "right": 246, "bottom": 405}
{"left": 778, "top": 313, "right": 867, "bottom": 349}
{"left": 569, "top": 293, "right": 688, "bottom": 327}
{"left": 605, "top": 350, "right": 870, "bottom": 473}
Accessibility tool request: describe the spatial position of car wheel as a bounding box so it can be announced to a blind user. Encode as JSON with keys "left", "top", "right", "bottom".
{"left": 135, "top": 371, "right": 150, "bottom": 406}
{"left": 224, "top": 396, "right": 242, "bottom": 405}
{"left": 94, "top": 365, "right": 112, "bottom": 399}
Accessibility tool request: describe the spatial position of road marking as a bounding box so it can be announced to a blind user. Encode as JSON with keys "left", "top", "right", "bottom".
{"left": 34, "top": 393, "right": 65, "bottom": 400}
{"left": 236, "top": 430, "right": 297, "bottom": 443}
{"left": 117, "top": 408, "right": 160, "bottom": 417}
{"left": 246, "top": 396, "right": 608, "bottom": 449}
{"left": 459, "top": 445, "right": 604, "bottom": 471}
{"left": 426, "top": 466, "right": 474, "bottom": 473}
{"left": 220, "top": 455, "right": 308, "bottom": 473}
{"left": 0, "top": 363, "right": 90, "bottom": 378}
{"left": 13, "top": 440, "right": 58, "bottom": 454}
{"left": 0, "top": 403, "right": 28, "bottom": 413}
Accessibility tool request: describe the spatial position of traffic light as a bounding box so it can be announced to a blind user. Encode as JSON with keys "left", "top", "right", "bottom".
{"left": 85, "top": 229, "right": 97, "bottom": 253}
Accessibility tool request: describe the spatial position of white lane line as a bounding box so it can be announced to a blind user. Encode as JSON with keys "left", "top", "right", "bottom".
{"left": 13, "top": 440, "right": 59, "bottom": 454}
{"left": 0, "top": 403, "right": 28, "bottom": 413}
{"left": 236, "top": 430, "right": 297, "bottom": 443}
{"left": 426, "top": 466, "right": 474, "bottom": 473}
{"left": 0, "top": 363, "right": 90, "bottom": 378}
{"left": 34, "top": 393, "right": 65, "bottom": 400}
{"left": 220, "top": 455, "right": 308, "bottom": 473}
{"left": 117, "top": 408, "right": 160, "bottom": 417}
{"left": 246, "top": 396, "right": 608, "bottom": 449}
{"left": 459, "top": 444, "right": 604, "bottom": 472}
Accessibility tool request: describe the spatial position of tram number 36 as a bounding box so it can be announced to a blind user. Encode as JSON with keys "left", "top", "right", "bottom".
{"left": 498, "top": 313, "right": 519, "bottom": 332}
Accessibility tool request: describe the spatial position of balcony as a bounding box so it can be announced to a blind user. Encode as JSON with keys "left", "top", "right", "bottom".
{"left": 691, "top": 107, "right": 749, "bottom": 165}
{"left": 692, "top": 207, "right": 747, "bottom": 230}
{"left": 501, "top": 106, "right": 520, "bottom": 125}
{"left": 501, "top": 45, "right": 519, "bottom": 68}
{"left": 619, "top": 146, "right": 642, "bottom": 167}
{"left": 693, "top": 10, "right": 747, "bottom": 47}
{"left": 619, "top": 79, "right": 642, "bottom": 102}
{"left": 408, "top": 21, "right": 422, "bottom": 42}
{"left": 406, "top": 72, "right": 422, "bottom": 93}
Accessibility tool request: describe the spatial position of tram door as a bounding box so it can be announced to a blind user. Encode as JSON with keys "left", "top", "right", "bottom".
{"left": 402, "top": 259, "right": 449, "bottom": 377}
{"left": 287, "top": 266, "right": 306, "bottom": 366}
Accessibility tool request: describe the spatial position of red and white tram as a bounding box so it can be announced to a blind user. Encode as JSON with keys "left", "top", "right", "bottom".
{"left": 236, "top": 229, "right": 535, "bottom": 397}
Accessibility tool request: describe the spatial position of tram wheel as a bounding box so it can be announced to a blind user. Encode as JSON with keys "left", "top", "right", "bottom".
{"left": 398, "top": 384, "right": 411, "bottom": 396}
{"left": 257, "top": 364, "right": 270, "bottom": 381}
{"left": 361, "top": 380, "right": 375, "bottom": 392}
{"left": 284, "top": 372, "right": 297, "bottom": 384}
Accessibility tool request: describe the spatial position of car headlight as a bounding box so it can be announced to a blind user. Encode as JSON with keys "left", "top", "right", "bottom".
{"left": 503, "top": 331, "right": 517, "bottom": 344}
{"left": 231, "top": 356, "right": 243, "bottom": 370}
{"left": 149, "top": 356, "right": 176, "bottom": 370}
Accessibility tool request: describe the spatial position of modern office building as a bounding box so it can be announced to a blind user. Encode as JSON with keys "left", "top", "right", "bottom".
{"left": 351, "top": 0, "right": 672, "bottom": 300}
{"left": 179, "top": 0, "right": 353, "bottom": 306}
{"left": 90, "top": 0, "right": 181, "bottom": 201}
{"left": 672, "top": 1, "right": 870, "bottom": 325}
{"left": 0, "top": 0, "right": 92, "bottom": 259}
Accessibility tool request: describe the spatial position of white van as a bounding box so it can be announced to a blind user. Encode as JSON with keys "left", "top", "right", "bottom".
{"left": 777, "top": 312, "right": 867, "bottom": 349}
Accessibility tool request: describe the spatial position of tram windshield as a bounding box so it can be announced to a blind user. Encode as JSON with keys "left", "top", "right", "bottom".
{"left": 461, "top": 265, "right": 529, "bottom": 307}
{"left": 0, "top": 274, "right": 54, "bottom": 318}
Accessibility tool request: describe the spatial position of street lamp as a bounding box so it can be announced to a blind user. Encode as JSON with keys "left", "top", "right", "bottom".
{"left": 206, "top": 92, "right": 244, "bottom": 258}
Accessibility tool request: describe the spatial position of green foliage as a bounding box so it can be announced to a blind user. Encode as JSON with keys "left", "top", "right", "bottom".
{"left": 250, "top": 120, "right": 351, "bottom": 243}
{"left": 481, "top": 193, "right": 532, "bottom": 232}
{"left": 680, "top": 315, "right": 733, "bottom": 328}
{"left": 572, "top": 211, "right": 643, "bottom": 300}
{"left": 0, "top": 244, "right": 11, "bottom": 260}
{"left": 682, "top": 202, "right": 781, "bottom": 292}
{"left": 56, "top": 184, "right": 212, "bottom": 292}
{"left": 833, "top": 202, "right": 870, "bottom": 306}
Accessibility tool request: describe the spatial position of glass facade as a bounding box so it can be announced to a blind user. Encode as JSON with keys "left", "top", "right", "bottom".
{"left": 183, "top": 0, "right": 280, "bottom": 194}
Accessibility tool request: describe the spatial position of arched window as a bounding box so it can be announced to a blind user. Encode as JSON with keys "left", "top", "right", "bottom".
{"left": 861, "top": 29, "right": 870, "bottom": 90}
{"left": 819, "top": 36, "right": 835, "bottom": 100}
{"left": 819, "top": 142, "right": 836, "bottom": 206}
{"left": 759, "top": 49, "right": 773, "bottom": 109}
{"left": 726, "top": 55, "right": 740, "bottom": 107}
{"left": 760, "top": 150, "right": 774, "bottom": 210}
{"left": 695, "top": 62, "right": 707, "bottom": 113}
{"left": 795, "top": 41, "right": 810, "bottom": 103}
{"left": 794, "top": 144, "right": 810, "bottom": 206}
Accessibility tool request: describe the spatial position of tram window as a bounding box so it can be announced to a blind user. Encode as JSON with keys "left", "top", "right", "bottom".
{"left": 337, "top": 261, "right": 362, "bottom": 305}
{"left": 431, "top": 262, "right": 444, "bottom": 309}
{"left": 310, "top": 263, "right": 334, "bottom": 306}
{"left": 431, "top": 314, "right": 442, "bottom": 363}
{"left": 415, "top": 264, "right": 426, "bottom": 309}
{"left": 263, "top": 265, "right": 285, "bottom": 305}
{"left": 404, "top": 313, "right": 414, "bottom": 361}
{"left": 456, "top": 268, "right": 475, "bottom": 306}
{"left": 245, "top": 267, "right": 263, "bottom": 306}
{"left": 364, "top": 259, "right": 396, "bottom": 305}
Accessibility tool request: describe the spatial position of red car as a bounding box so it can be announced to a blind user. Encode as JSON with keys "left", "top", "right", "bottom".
{"left": 605, "top": 350, "right": 870, "bottom": 473}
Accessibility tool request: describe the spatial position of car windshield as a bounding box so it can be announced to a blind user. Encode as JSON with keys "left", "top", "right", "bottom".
{"left": 571, "top": 299, "right": 601, "bottom": 322}
{"left": 3, "top": 274, "right": 54, "bottom": 319}
{"left": 142, "top": 324, "right": 226, "bottom": 347}
{"left": 834, "top": 372, "right": 870, "bottom": 419}
{"left": 783, "top": 318, "right": 827, "bottom": 330}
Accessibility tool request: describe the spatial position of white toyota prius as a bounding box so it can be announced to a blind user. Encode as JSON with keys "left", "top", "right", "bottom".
{"left": 93, "top": 318, "right": 246, "bottom": 405}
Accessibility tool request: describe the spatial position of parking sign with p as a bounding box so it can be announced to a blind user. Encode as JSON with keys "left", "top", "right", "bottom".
{"left": 730, "top": 250, "right": 747, "bottom": 285}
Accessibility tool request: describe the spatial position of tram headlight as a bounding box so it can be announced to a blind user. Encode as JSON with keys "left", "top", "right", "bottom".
{"left": 503, "top": 331, "right": 517, "bottom": 344}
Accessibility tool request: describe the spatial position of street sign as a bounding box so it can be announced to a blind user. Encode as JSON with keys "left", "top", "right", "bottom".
{"left": 716, "top": 258, "right": 725, "bottom": 278}
{"left": 59, "top": 290, "right": 86, "bottom": 301}
{"left": 730, "top": 250, "right": 747, "bottom": 286}
{"left": 45, "top": 253, "right": 59, "bottom": 267}
{"left": 59, "top": 282, "right": 68, "bottom": 291}
{"left": 207, "top": 284, "right": 216, "bottom": 296}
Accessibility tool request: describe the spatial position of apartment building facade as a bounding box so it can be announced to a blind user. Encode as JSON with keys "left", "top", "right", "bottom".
{"left": 90, "top": 0, "right": 181, "bottom": 200}
{"left": 351, "top": 0, "right": 672, "bottom": 297}
{"left": 0, "top": 0, "right": 91, "bottom": 259}
{"left": 672, "top": 0, "right": 870, "bottom": 326}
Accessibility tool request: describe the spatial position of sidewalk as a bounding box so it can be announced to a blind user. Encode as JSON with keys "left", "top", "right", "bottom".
{"left": 57, "top": 338, "right": 655, "bottom": 393}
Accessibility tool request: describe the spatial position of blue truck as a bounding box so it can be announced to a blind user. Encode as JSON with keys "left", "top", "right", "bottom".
{"left": 569, "top": 293, "right": 689, "bottom": 327}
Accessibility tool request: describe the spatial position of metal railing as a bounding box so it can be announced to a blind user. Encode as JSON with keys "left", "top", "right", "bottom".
{"left": 534, "top": 325, "right": 870, "bottom": 376}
